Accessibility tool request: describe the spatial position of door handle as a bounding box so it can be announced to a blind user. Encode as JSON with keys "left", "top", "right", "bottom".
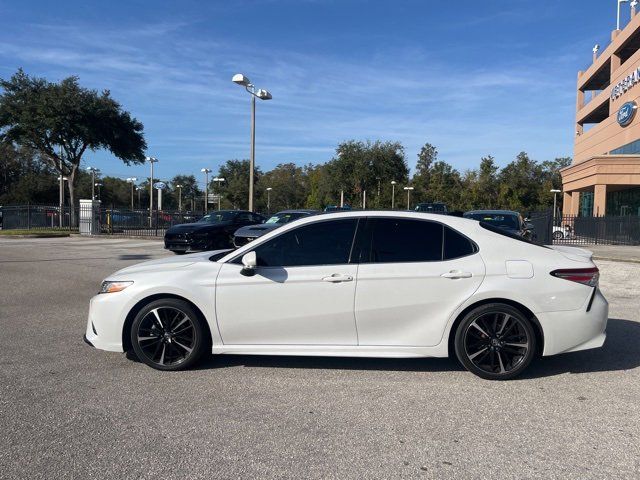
{"left": 441, "top": 270, "right": 472, "bottom": 279}
{"left": 322, "top": 273, "right": 354, "bottom": 283}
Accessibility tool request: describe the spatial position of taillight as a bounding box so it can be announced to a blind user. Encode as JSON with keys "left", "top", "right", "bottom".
{"left": 550, "top": 267, "right": 599, "bottom": 287}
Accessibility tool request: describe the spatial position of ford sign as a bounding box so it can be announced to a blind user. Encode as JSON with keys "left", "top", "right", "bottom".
{"left": 617, "top": 101, "right": 637, "bottom": 127}
{"left": 153, "top": 181, "right": 166, "bottom": 190}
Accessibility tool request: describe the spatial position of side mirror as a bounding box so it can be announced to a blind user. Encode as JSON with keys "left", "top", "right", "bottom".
{"left": 240, "top": 251, "right": 257, "bottom": 276}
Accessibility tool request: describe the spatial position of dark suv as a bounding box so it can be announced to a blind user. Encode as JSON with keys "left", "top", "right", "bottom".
{"left": 463, "top": 210, "right": 533, "bottom": 241}
{"left": 164, "top": 210, "right": 265, "bottom": 254}
{"left": 415, "top": 202, "right": 448, "bottom": 214}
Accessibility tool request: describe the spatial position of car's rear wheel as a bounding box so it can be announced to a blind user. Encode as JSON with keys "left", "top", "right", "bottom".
{"left": 553, "top": 230, "right": 564, "bottom": 240}
{"left": 130, "top": 298, "right": 208, "bottom": 371}
{"left": 454, "top": 303, "right": 536, "bottom": 380}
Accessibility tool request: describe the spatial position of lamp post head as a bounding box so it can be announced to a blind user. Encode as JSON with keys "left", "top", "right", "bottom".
{"left": 232, "top": 73, "right": 251, "bottom": 86}
{"left": 550, "top": 189, "right": 561, "bottom": 193}
{"left": 145, "top": 156, "right": 158, "bottom": 163}
{"left": 201, "top": 168, "right": 212, "bottom": 174}
{"left": 592, "top": 44, "right": 600, "bottom": 54}
{"left": 266, "top": 187, "right": 273, "bottom": 191}
{"left": 391, "top": 181, "right": 397, "bottom": 185}
{"left": 256, "top": 89, "right": 272, "bottom": 100}
{"left": 175, "top": 184, "right": 183, "bottom": 189}
{"left": 404, "top": 186, "right": 414, "bottom": 191}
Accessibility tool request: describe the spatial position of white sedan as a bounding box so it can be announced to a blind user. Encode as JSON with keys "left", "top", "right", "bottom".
{"left": 85, "top": 211, "right": 608, "bottom": 380}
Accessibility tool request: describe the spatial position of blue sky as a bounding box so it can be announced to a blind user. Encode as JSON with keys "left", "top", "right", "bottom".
{"left": 0, "top": 0, "right": 631, "bottom": 185}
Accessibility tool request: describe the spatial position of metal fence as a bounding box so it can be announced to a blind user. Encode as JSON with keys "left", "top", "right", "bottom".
{"left": 1, "top": 204, "right": 203, "bottom": 236}
{"left": 3, "top": 203, "right": 640, "bottom": 245}
{"left": 0, "top": 204, "right": 76, "bottom": 230}
{"left": 553, "top": 214, "right": 640, "bottom": 246}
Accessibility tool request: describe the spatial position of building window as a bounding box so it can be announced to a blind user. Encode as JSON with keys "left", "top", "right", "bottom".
{"left": 606, "top": 187, "right": 640, "bottom": 216}
{"left": 610, "top": 138, "right": 640, "bottom": 155}
{"left": 579, "top": 192, "right": 594, "bottom": 217}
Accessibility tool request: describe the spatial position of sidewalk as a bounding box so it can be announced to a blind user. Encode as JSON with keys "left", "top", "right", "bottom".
{"left": 587, "top": 245, "right": 640, "bottom": 263}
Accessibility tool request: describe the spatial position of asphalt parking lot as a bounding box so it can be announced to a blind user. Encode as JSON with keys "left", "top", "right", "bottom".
{"left": 0, "top": 237, "right": 639, "bottom": 479}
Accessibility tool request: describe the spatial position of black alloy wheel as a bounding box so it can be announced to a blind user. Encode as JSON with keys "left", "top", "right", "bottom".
{"left": 131, "top": 298, "right": 208, "bottom": 371}
{"left": 454, "top": 303, "right": 536, "bottom": 380}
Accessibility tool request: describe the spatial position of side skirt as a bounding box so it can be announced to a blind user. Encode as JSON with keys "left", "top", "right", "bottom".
{"left": 211, "top": 344, "right": 449, "bottom": 358}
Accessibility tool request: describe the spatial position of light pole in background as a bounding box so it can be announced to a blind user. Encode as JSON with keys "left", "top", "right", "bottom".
{"left": 618, "top": 0, "right": 630, "bottom": 30}
{"left": 136, "top": 187, "right": 142, "bottom": 209}
{"left": 126, "top": 177, "right": 138, "bottom": 210}
{"left": 404, "top": 186, "right": 414, "bottom": 210}
{"left": 232, "top": 73, "right": 272, "bottom": 212}
{"left": 87, "top": 166, "right": 100, "bottom": 199}
{"left": 146, "top": 157, "right": 158, "bottom": 226}
{"left": 266, "top": 187, "right": 273, "bottom": 214}
{"left": 391, "top": 181, "right": 397, "bottom": 209}
{"left": 58, "top": 175, "right": 68, "bottom": 226}
{"left": 213, "top": 177, "right": 225, "bottom": 210}
{"left": 201, "top": 168, "right": 212, "bottom": 213}
{"left": 175, "top": 184, "right": 183, "bottom": 211}
{"left": 550, "top": 189, "right": 561, "bottom": 225}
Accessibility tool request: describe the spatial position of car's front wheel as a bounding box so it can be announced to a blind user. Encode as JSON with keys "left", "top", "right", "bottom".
{"left": 454, "top": 303, "right": 536, "bottom": 380}
{"left": 553, "top": 230, "right": 564, "bottom": 240}
{"left": 130, "top": 298, "right": 208, "bottom": 371}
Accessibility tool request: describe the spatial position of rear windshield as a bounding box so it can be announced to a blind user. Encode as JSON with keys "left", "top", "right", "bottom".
{"left": 479, "top": 222, "right": 547, "bottom": 248}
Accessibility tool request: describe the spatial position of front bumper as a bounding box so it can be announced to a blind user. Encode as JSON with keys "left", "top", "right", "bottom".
{"left": 84, "top": 292, "right": 131, "bottom": 352}
{"left": 537, "top": 288, "right": 608, "bottom": 356}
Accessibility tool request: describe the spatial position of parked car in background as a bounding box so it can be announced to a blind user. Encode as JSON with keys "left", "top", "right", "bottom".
{"left": 86, "top": 211, "right": 608, "bottom": 380}
{"left": 233, "top": 209, "right": 317, "bottom": 247}
{"left": 553, "top": 224, "right": 574, "bottom": 241}
{"left": 164, "top": 210, "right": 264, "bottom": 254}
{"left": 324, "top": 205, "right": 352, "bottom": 212}
{"left": 463, "top": 210, "right": 534, "bottom": 241}
{"left": 415, "top": 202, "right": 448, "bottom": 214}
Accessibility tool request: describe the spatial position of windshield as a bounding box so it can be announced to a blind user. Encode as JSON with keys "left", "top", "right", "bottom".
{"left": 465, "top": 213, "right": 519, "bottom": 230}
{"left": 265, "top": 212, "right": 308, "bottom": 224}
{"left": 197, "top": 212, "right": 236, "bottom": 224}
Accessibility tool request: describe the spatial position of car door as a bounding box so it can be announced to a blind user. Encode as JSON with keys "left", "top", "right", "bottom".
{"left": 215, "top": 218, "right": 360, "bottom": 345}
{"left": 354, "top": 217, "right": 485, "bottom": 346}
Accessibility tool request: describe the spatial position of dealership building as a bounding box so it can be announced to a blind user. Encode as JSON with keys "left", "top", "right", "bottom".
{"left": 562, "top": 7, "right": 640, "bottom": 217}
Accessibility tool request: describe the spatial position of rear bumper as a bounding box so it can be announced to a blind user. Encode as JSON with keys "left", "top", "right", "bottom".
{"left": 537, "top": 288, "right": 608, "bottom": 356}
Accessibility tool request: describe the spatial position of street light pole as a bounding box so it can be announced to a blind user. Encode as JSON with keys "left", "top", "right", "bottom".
{"left": 618, "top": 0, "right": 630, "bottom": 30}
{"left": 232, "top": 74, "right": 272, "bottom": 212}
{"left": 201, "top": 168, "right": 212, "bottom": 213}
{"left": 550, "top": 189, "right": 561, "bottom": 225}
{"left": 391, "top": 181, "right": 397, "bottom": 210}
{"left": 136, "top": 187, "right": 141, "bottom": 209}
{"left": 212, "top": 177, "right": 225, "bottom": 210}
{"left": 146, "top": 157, "right": 158, "bottom": 226}
{"left": 404, "top": 186, "right": 414, "bottom": 210}
{"left": 266, "top": 187, "right": 272, "bottom": 214}
{"left": 175, "top": 184, "right": 183, "bottom": 211}
{"left": 126, "top": 177, "right": 138, "bottom": 210}
{"left": 87, "top": 167, "right": 99, "bottom": 199}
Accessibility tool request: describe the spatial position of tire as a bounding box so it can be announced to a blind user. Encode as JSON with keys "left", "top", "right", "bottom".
{"left": 130, "top": 298, "right": 209, "bottom": 371}
{"left": 553, "top": 230, "right": 564, "bottom": 240}
{"left": 454, "top": 303, "right": 536, "bottom": 380}
{"left": 172, "top": 250, "right": 187, "bottom": 255}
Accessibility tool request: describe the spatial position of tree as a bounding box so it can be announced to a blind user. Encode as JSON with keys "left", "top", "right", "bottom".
{"left": 497, "top": 152, "right": 544, "bottom": 211}
{"left": 413, "top": 143, "right": 438, "bottom": 198}
{"left": 216, "top": 160, "right": 262, "bottom": 210}
{"left": 256, "top": 163, "right": 308, "bottom": 213}
{"left": 0, "top": 69, "right": 146, "bottom": 222}
{"left": 170, "top": 174, "right": 201, "bottom": 211}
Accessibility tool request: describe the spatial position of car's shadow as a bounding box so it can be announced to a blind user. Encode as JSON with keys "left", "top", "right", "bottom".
{"left": 147, "top": 318, "right": 640, "bottom": 379}
{"left": 521, "top": 318, "right": 640, "bottom": 379}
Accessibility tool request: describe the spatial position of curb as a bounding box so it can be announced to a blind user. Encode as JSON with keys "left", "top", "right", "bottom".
{"left": 593, "top": 255, "right": 640, "bottom": 264}
{"left": 0, "top": 233, "right": 71, "bottom": 238}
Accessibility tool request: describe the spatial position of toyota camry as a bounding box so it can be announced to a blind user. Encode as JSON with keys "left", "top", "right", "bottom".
{"left": 85, "top": 211, "right": 608, "bottom": 380}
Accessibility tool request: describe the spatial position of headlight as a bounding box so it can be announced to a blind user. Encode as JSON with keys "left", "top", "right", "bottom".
{"left": 99, "top": 280, "right": 134, "bottom": 294}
